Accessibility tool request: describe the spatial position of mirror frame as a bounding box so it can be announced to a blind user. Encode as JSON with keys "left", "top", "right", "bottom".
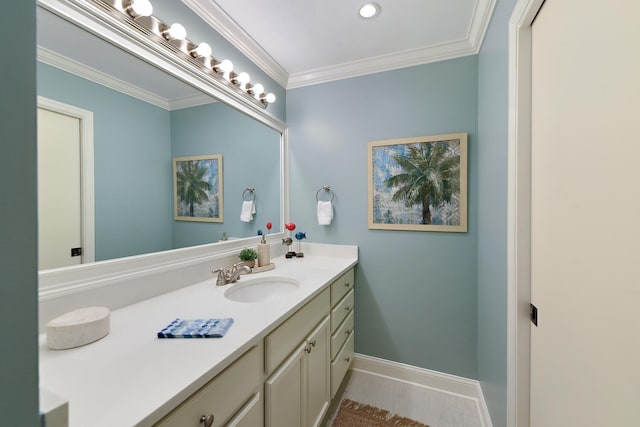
{"left": 37, "top": 0, "right": 289, "bottom": 300}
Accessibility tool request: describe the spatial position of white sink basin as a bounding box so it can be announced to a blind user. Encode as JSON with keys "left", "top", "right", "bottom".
{"left": 224, "top": 276, "right": 299, "bottom": 303}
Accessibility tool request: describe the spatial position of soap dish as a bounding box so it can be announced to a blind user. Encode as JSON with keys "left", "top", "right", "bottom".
{"left": 46, "top": 306, "right": 110, "bottom": 350}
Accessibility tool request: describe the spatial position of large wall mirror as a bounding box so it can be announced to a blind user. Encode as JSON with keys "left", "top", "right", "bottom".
{"left": 37, "top": 0, "right": 288, "bottom": 291}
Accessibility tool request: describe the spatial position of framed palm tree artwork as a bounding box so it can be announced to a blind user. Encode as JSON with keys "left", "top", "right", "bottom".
{"left": 173, "top": 154, "right": 223, "bottom": 222}
{"left": 368, "top": 133, "right": 467, "bottom": 232}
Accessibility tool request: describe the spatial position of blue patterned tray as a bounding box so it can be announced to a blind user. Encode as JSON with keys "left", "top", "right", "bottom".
{"left": 157, "top": 318, "right": 234, "bottom": 338}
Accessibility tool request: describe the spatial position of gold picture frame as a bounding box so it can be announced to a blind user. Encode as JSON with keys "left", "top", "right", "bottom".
{"left": 368, "top": 132, "right": 467, "bottom": 232}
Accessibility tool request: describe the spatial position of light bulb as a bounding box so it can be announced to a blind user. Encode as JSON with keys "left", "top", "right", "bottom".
{"left": 251, "top": 83, "right": 264, "bottom": 96}
{"left": 164, "top": 23, "right": 186, "bottom": 41}
{"left": 264, "top": 93, "right": 276, "bottom": 104}
{"left": 214, "top": 59, "right": 233, "bottom": 74}
{"left": 126, "top": 0, "right": 153, "bottom": 18}
{"left": 237, "top": 72, "right": 250, "bottom": 85}
{"left": 192, "top": 42, "right": 212, "bottom": 58}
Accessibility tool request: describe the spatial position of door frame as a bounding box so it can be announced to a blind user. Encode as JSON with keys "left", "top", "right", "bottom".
{"left": 506, "top": 0, "right": 545, "bottom": 426}
{"left": 37, "top": 96, "right": 95, "bottom": 265}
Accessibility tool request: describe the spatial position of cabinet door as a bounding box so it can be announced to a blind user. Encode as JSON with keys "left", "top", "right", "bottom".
{"left": 226, "top": 393, "right": 262, "bottom": 427}
{"left": 305, "top": 316, "right": 330, "bottom": 427}
{"left": 265, "top": 342, "right": 305, "bottom": 427}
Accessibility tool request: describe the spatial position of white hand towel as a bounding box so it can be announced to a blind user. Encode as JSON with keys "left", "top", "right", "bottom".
{"left": 317, "top": 201, "right": 333, "bottom": 225}
{"left": 240, "top": 200, "right": 255, "bottom": 222}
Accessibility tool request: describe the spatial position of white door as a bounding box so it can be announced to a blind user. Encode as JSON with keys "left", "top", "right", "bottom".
{"left": 530, "top": 0, "right": 640, "bottom": 425}
{"left": 38, "top": 107, "right": 83, "bottom": 270}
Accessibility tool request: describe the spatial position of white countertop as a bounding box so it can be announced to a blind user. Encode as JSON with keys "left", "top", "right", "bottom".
{"left": 39, "top": 249, "right": 357, "bottom": 426}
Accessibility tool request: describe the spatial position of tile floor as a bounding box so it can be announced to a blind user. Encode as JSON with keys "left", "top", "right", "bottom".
{"left": 323, "top": 369, "right": 484, "bottom": 427}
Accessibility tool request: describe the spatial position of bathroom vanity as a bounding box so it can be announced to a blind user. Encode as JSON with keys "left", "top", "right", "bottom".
{"left": 39, "top": 245, "right": 357, "bottom": 426}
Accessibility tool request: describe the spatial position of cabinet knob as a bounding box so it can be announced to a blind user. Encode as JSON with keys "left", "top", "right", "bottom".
{"left": 344, "top": 282, "right": 350, "bottom": 288}
{"left": 200, "top": 414, "right": 214, "bottom": 427}
{"left": 304, "top": 344, "right": 312, "bottom": 354}
{"left": 345, "top": 329, "right": 352, "bottom": 335}
{"left": 345, "top": 306, "right": 351, "bottom": 311}
{"left": 309, "top": 339, "right": 317, "bottom": 347}
{"left": 345, "top": 356, "right": 351, "bottom": 363}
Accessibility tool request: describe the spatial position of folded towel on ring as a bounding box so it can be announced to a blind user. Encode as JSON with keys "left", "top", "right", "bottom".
{"left": 317, "top": 200, "right": 333, "bottom": 225}
{"left": 240, "top": 200, "right": 256, "bottom": 222}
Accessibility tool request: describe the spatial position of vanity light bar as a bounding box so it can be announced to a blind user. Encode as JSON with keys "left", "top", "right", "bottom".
{"left": 97, "top": 0, "right": 276, "bottom": 107}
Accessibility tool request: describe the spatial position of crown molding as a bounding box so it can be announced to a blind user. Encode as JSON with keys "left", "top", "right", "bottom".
{"left": 37, "top": 46, "right": 217, "bottom": 110}
{"left": 37, "top": 46, "right": 171, "bottom": 109}
{"left": 181, "top": 0, "right": 289, "bottom": 88}
{"left": 183, "top": 0, "right": 496, "bottom": 90}
{"left": 287, "top": 39, "right": 475, "bottom": 89}
{"left": 289, "top": 0, "right": 496, "bottom": 88}
{"left": 467, "top": 0, "right": 497, "bottom": 54}
{"left": 168, "top": 93, "right": 217, "bottom": 110}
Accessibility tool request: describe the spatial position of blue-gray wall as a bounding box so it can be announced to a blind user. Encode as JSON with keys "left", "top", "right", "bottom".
{"left": 0, "top": 1, "right": 39, "bottom": 425}
{"left": 288, "top": 56, "right": 479, "bottom": 378}
{"left": 477, "top": 0, "right": 517, "bottom": 425}
{"left": 12, "top": 0, "right": 518, "bottom": 423}
{"left": 171, "top": 102, "right": 281, "bottom": 246}
{"left": 37, "top": 62, "right": 174, "bottom": 261}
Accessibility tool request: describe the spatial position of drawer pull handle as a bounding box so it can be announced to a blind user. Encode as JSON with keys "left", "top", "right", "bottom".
{"left": 344, "top": 282, "right": 350, "bottom": 288}
{"left": 200, "top": 414, "right": 214, "bottom": 427}
{"left": 345, "top": 356, "right": 351, "bottom": 363}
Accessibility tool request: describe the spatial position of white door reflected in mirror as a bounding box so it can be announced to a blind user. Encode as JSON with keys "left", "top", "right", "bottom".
{"left": 37, "top": 107, "right": 82, "bottom": 270}
{"left": 37, "top": 97, "right": 95, "bottom": 270}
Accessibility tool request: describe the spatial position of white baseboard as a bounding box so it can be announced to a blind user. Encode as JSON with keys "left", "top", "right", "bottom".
{"left": 352, "top": 353, "right": 493, "bottom": 427}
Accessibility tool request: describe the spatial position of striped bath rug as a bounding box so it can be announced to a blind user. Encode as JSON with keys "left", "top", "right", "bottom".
{"left": 332, "top": 399, "right": 430, "bottom": 427}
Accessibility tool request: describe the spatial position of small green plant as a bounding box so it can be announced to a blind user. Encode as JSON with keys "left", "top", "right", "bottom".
{"left": 239, "top": 248, "right": 258, "bottom": 262}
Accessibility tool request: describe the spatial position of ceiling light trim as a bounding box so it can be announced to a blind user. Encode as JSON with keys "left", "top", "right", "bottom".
{"left": 287, "top": 39, "right": 476, "bottom": 89}
{"left": 359, "top": 2, "right": 380, "bottom": 19}
{"left": 181, "top": 0, "right": 289, "bottom": 88}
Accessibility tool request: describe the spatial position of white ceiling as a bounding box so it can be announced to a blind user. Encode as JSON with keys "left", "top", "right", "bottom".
{"left": 182, "top": 0, "right": 496, "bottom": 88}
{"left": 36, "top": 0, "right": 496, "bottom": 104}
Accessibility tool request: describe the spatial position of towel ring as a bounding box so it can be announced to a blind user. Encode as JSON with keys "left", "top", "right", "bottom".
{"left": 242, "top": 187, "right": 256, "bottom": 201}
{"left": 316, "top": 185, "right": 334, "bottom": 202}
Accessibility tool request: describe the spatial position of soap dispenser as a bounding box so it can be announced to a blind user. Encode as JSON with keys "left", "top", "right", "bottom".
{"left": 257, "top": 233, "right": 270, "bottom": 267}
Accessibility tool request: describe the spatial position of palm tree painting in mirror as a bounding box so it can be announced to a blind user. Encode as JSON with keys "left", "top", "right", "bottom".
{"left": 368, "top": 133, "right": 467, "bottom": 232}
{"left": 173, "top": 154, "right": 224, "bottom": 222}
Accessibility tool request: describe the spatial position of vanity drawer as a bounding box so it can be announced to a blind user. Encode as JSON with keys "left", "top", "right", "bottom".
{"left": 330, "top": 269, "right": 354, "bottom": 307}
{"left": 330, "top": 289, "right": 354, "bottom": 333}
{"left": 265, "top": 287, "right": 330, "bottom": 375}
{"left": 330, "top": 331, "right": 354, "bottom": 398}
{"left": 156, "top": 345, "right": 261, "bottom": 427}
{"left": 331, "top": 309, "right": 354, "bottom": 361}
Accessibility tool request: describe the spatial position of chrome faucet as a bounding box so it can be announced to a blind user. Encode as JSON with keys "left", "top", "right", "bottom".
{"left": 212, "top": 263, "right": 252, "bottom": 286}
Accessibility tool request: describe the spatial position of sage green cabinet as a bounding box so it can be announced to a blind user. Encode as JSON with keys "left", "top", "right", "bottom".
{"left": 264, "top": 288, "right": 331, "bottom": 427}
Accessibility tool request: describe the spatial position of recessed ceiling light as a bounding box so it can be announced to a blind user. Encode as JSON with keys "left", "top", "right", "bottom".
{"left": 359, "top": 2, "right": 380, "bottom": 19}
